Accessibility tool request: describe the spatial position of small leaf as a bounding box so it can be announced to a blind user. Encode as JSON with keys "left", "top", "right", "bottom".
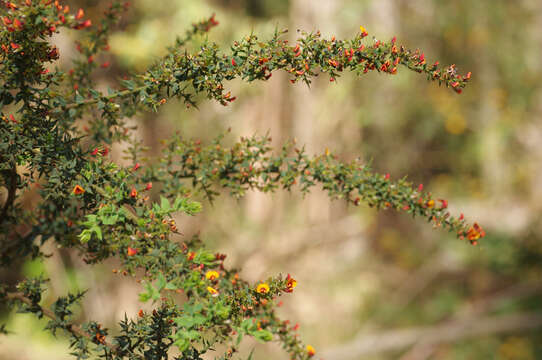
{"left": 252, "top": 329, "right": 273, "bottom": 343}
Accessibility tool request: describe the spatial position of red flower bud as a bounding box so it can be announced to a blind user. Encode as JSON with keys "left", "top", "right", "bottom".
{"left": 145, "top": 182, "right": 152, "bottom": 191}
{"left": 133, "top": 163, "right": 140, "bottom": 171}
{"left": 231, "top": 57, "right": 237, "bottom": 66}
{"left": 130, "top": 187, "right": 137, "bottom": 198}
{"left": 127, "top": 247, "right": 138, "bottom": 256}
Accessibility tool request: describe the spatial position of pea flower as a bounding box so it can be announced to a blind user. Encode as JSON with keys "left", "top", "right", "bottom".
{"left": 256, "top": 283, "right": 270, "bottom": 294}
{"left": 207, "top": 286, "right": 219, "bottom": 296}
{"left": 205, "top": 270, "right": 219, "bottom": 281}
{"left": 284, "top": 274, "right": 297, "bottom": 293}
{"left": 307, "top": 345, "right": 316, "bottom": 357}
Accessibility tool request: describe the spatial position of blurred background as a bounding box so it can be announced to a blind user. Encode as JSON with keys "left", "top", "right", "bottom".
{"left": 2, "top": 0, "right": 542, "bottom": 359}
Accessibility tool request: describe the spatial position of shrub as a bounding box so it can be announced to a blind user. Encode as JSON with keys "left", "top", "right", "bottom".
{"left": 0, "top": 1, "right": 483, "bottom": 359}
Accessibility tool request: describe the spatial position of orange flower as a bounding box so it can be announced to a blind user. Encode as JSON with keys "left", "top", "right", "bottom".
{"left": 138, "top": 309, "right": 144, "bottom": 318}
{"left": 130, "top": 187, "right": 137, "bottom": 198}
{"left": 256, "top": 283, "right": 270, "bottom": 294}
{"left": 466, "top": 223, "right": 485, "bottom": 244}
{"left": 13, "top": 18, "right": 22, "bottom": 30}
{"left": 205, "top": 270, "right": 219, "bottom": 281}
{"left": 75, "top": 8, "right": 84, "bottom": 20}
{"left": 207, "top": 286, "right": 219, "bottom": 296}
{"left": 127, "top": 247, "right": 138, "bottom": 256}
{"left": 307, "top": 345, "right": 316, "bottom": 357}
{"left": 95, "top": 332, "right": 106, "bottom": 344}
{"left": 284, "top": 274, "right": 297, "bottom": 293}
{"left": 73, "top": 185, "right": 85, "bottom": 195}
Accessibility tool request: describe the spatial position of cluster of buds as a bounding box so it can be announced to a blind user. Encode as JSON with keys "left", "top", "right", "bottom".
{"left": 162, "top": 218, "right": 176, "bottom": 232}
{"left": 91, "top": 145, "right": 110, "bottom": 156}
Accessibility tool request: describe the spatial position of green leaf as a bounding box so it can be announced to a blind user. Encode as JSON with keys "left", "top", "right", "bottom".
{"left": 101, "top": 215, "right": 118, "bottom": 225}
{"left": 75, "top": 93, "right": 85, "bottom": 104}
{"left": 160, "top": 196, "right": 170, "bottom": 211}
{"left": 156, "top": 272, "right": 166, "bottom": 292}
{"left": 138, "top": 292, "right": 151, "bottom": 302}
{"left": 193, "top": 250, "right": 216, "bottom": 265}
{"left": 173, "top": 338, "right": 190, "bottom": 352}
{"left": 91, "top": 226, "right": 102, "bottom": 240}
{"left": 164, "top": 282, "right": 177, "bottom": 290}
{"left": 252, "top": 329, "right": 273, "bottom": 343}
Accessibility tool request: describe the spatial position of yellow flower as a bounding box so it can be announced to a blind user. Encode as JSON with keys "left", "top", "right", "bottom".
{"left": 307, "top": 345, "right": 316, "bottom": 357}
{"left": 359, "top": 25, "right": 367, "bottom": 33}
{"left": 256, "top": 283, "right": 270, "bottom": 294}
{"left": 205, "top": 270, "right": 219, "bottom": 281}
{"left": 426, "top": 199, "right": 435, "bottom": 208}
{"left": 207, "top": 286, "right": 219, "bottom": 296}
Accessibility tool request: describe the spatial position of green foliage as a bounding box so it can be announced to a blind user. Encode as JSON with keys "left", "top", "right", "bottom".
{"left": 0, "top": 1, "right": 484, "bottom": 359}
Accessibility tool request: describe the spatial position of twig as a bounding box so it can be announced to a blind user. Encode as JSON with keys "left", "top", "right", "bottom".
{"left": 61, "top": 86, "right": 148, "bottom": 111}
{"left": 0, "top": 165, "right": 17, "bottom": 220}
{"left": 4, "top": 292, "right": 118, "bottom": 352}
{"left": 322, "top": 311, "right": 542, "bottom": 359}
